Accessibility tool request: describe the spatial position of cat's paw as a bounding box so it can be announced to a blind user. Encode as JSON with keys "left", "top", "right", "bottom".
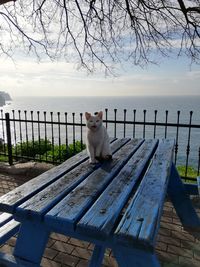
{"left": 95, "top": 156, "right": 103, "bottom": 162}
{"left": 104, "top": 155, "right": 112, "bottom": 161}
{"left": 89, "top": 158, "right": 98, "bottom": 164}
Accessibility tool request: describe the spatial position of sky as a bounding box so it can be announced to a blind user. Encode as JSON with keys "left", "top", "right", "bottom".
{"left": 0, "top": 0, "right": 200, "bottom": 98}
{"left": 0, "top": 53, "right": 199, "bottom": 98}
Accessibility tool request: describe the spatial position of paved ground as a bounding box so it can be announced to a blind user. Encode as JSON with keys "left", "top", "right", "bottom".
{"left": 0, "top": 166, "right": 200, "bottom": 267}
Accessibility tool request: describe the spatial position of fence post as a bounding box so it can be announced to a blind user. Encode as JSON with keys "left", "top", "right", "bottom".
{"left": 5, "top": 112, "right": 13, "bottom": 165}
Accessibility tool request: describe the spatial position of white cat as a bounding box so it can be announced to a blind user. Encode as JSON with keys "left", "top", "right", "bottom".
{"left": 85, "top": 111, "right": 112, "bottom": 164}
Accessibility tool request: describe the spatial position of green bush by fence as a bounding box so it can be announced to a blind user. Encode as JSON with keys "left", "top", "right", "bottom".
{"left": 0, "top": 139, "right": 86, "bottom": 164}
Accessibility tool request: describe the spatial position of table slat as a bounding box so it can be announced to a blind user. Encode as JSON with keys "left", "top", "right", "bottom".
{"left": 114, "top": 139, "right": 174, "bottom": 249}
{"left": 0, "top": 149, "right": 90, "bottom": 213}
{"left": 15, "top": 138, "right": 130, "bottom": 220}
{"left": 77, "top": 139, "right": 158, "bottom": 239}
{"left": 45, "top": 139, "right": 144, "bottom": 231}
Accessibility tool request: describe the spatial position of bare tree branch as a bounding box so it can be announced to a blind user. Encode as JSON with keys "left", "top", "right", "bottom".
{"left": 0, "top": 0, "right": 15, "bottom": 5}
{"left": 0, "top": 0, "right": 199, "bottom": 71}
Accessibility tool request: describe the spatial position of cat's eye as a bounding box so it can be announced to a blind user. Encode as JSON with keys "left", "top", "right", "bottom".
{"left": 96, "top": 120, "right": 99, "bottom": 122}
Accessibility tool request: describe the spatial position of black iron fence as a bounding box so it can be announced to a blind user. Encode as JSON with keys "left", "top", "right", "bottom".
{"left": 0, "top": 109, "right": 200, "bottom": 180}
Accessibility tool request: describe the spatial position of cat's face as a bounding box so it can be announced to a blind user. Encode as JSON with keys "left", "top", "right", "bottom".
{"left": 85, "top": 111, "right": 103, "bottom": 131}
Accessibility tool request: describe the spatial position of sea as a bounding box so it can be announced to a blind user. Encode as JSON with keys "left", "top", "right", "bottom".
{"left": 1, "top": 95, "right": 200, "bottom": 169}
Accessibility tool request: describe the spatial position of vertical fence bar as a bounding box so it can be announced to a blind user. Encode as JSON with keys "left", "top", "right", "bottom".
{"left": 37, "top": 111, "right": 41, "bottom": 162}
{"left": 143, "top": 110, "right": 146, "bottom": 139}
{"left": 18, "top": 110, "right": 23, "bottom": 155}
{"left": 165, "top": 110, "right": 168, "bottom": 138}
{"left": 31, "top": 111, "right": 35, "bottom": 161}
{"left": 12, "top": 110, "right": 17, "bottom": 157}
{"left": 123, "top": 109, "right": 127, "bottom": 138}
{"left": 105, "top": 108, "right": 108, "bottom": 129}
{"left": 44, "top": 111, "right": 48, "bottom": 162}
{"left": 185, "top": 111, "right": 193, "bottom": 178}
{"left": 153, "top": 110, "right": 157, "bottom": 138}
{"left": 58, "top": 112, "right": 61, "bottom": 163}
{"left": 174, "top": 111, "right": 180, "bottom": 165}
{"left": 1, "top": 110, "right": 6, "bottom": 152}
{"left": 50, "top": 112, "right": 55, "bottom": 164}
{"left": 24, "top": 110, "right": 29, "bottom": 155}
{"left": 72, "top": 113, "right": 76, "bottom": 154}
{"left": 80, "top": 113, "right": 83, "bottom": 150}
{"left": 114, "top": 109, "right": 117, "bottom": 138}
{"left": 133, "top": 109, "right": 136, "bottom": 138}
{"left": 198, "top": 147, "right": 200, "bottom": 176}
{"left": 65, "top": 112, "right": 68, "bottom": 158}
{"left": 5, "top": 113, "right": 13, "bottom": 165}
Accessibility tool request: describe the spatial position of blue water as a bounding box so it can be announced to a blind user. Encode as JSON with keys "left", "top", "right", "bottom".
{"left": 1, "top": 95, "right": 200, "bottom": 169}
{"left": 2, "top": 95, "right": 200, "bottom": 123}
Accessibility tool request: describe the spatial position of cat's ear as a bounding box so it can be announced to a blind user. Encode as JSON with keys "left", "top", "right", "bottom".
{"left": 85, "top": 112, "right": 91, "bottom": 120}
{"left": 98, "top": 111, "right": 103, "bottom": 119}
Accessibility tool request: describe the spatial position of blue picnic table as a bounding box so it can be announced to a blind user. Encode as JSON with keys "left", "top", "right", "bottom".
{"left": 0, "top": 138, "right": 199, "bottom": 267}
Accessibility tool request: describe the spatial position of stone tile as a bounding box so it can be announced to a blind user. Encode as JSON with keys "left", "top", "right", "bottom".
{"left": 158, "top": 235, "right": 181, "bottom": 246}
{"left": 51, "top": 241, "right": 74, "bottom": 254}
{"left": 159, "top": 227, "right": 172, "bottom": 237}
{"left": 0, "top": 244, "right": 14, "bottom": 254}
{"left": 156, "top": 250, "right": 179, "bottom": 264}
{"left": 171, "top": 230, "right": 196, "bottom": 242}
{"left": 167, "top": 245, "right": 193, "bottom": 258}
{"left": 161, "top": 216, "right": 173, "bottom": 223}
{"left": 50, "top": 233, "right": 69, "bottom": 243}
{"left": 44, "top": 247, "right": 59, "bottom": 260}
{"left": 54, "top": 252, "right": 79, "bottom": 267}
{"left": 68, "top": 238, "right": 89, "bottom": 249}
{"left": 47, "top": 238, "right": 56, "bottom": 248}
{"left": 179, "top": 256, "right": 200, "bottom": 267}
{"left": 160, "top": 221, "right": 182, "bottom": 232}
{"left": 6, "top": 236, "right": 17, "bottom": 247}
{"left": 71, "top": 247, "right": 92, "bottom": 260}
{"left": 41, "top": 258, "right": 62, "bottom": 267}
{"left": 155, "top": 241, "right": 168, "bottom": 251}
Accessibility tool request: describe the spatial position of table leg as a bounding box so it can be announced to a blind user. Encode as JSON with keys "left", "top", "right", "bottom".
{"left": 167, "top": 163, "right": 200, "bottom": 230}
{"left": 88, "top": 245, "right": 105, "bottom": 267}
{"left": 113, "top": 246, "right": 160, "bottom": 267}
{"left": 13, "top": 220, "right": 50, "bottom": 265}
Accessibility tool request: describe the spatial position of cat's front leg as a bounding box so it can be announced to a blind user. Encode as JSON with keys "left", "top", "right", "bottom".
{"left": 95, "top": 142, "right": 104, "bottom": 162}
{"left": 87, "top": 144, "right": 97, "bottom": 164}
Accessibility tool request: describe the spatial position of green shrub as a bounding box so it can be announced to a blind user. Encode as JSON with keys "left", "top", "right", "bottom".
{"left": 12, "top": 139, "right": 85, "bottom": 163}
{"left": 177, "top": 165, "right": 198, "bottom": 179}
{"left": 14, "top": 139, "right": 52, "bottom": 158}
{"left": 45, "top": 141, "right": 86, "bottom": 162}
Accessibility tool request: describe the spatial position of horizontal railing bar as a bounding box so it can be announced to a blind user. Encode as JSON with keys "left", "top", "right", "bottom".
{"left": 1, "top": 118, "right": 200, "bottom": 129}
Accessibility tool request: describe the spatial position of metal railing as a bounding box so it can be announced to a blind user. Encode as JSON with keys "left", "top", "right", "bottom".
{"left": 0, "top": 109, "right": 200, "bottom": 180}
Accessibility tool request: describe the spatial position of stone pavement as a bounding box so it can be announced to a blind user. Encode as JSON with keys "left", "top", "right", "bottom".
{"left": 0, "top": 165, "right": 200, "bottom": 267}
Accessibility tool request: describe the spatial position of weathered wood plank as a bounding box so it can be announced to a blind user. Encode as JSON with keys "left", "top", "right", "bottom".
{"left": 0, "top": 151, "right": 89, "bottom": 213}
{"left": 77, "top": 139, "right": 158, "bottom": 239}
{"left": 114, "top": 139, "right": 174, "bottom": 250}
{"left": 0, "top": 138, "right": 116, "bottom": 214}
{"left": 15, "top": 138, "right": 130, "bottom": 221}
{"left": 45, "top": 139, "right": 144, "bottom": 231}
{"left": 0, "top": 213, "right": 13, "bottom": 227}
{"left": 0, "top": 219, "right": 20, "bottom": 245}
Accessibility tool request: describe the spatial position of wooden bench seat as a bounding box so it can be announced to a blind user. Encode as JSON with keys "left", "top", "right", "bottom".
{"left": 0, "top": 213, "right": 20, "bottom": 246}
